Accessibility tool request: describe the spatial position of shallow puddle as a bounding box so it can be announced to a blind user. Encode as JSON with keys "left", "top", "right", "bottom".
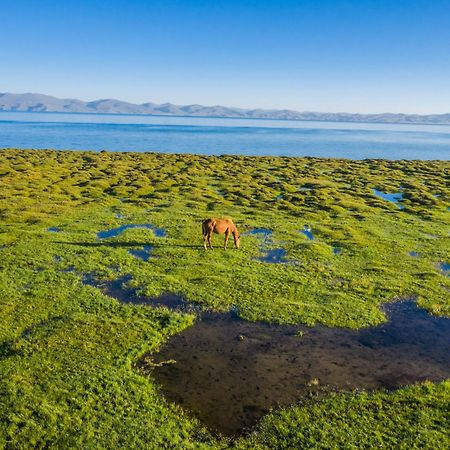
{"left": 243, "top": 228, "right": 272, "bottom": 238}
{"left": 409, "top": 251, "right": 419, "bottom": 257}
{"left": 372, "top": 189, "right": 405, "bottom": 209}
{"left": 440, "top": 262, "right": 450, "bottom": 275}
{"left": 243, "top": 229, "right": 291, "bottom": 264}
{"left": 245, "top": 226, "right": 336, "bottom": 262}
{"left": 257, "top": 248, "right": 289, "bottom": 264}
{"left": 300, "top": 226, "right": 314, "bottom": 240}
{"left": 129, "top": 245, "right": 153, "bottom": 261}
{"left": 148, "top": 301, "right": 450, "bottom": 436}
{"left": 82, "top": 274, "right": 196, "bottom": 311}
{"left": 47, "top": 227, "right": 61, "bottom": 232}
{"left": 97, "top": 223, "right": 167, "bottom": 240}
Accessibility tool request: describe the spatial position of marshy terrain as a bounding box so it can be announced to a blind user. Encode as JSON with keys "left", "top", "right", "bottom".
{"left": 0, "top": 149, "right": 449, "bottom": 448}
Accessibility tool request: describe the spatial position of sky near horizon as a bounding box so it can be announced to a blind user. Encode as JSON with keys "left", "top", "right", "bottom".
{"left": 2, "top": 0, "right": 450, "bottom": 114}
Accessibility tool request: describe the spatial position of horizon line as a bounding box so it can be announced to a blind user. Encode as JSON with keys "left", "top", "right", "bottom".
{"left": 1, "top": 91, "right": 450, "bottom": 119}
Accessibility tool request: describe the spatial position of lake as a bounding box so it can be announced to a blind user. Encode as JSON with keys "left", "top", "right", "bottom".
{"left": 0, "top": 111, "right": 449, "bottom": 159}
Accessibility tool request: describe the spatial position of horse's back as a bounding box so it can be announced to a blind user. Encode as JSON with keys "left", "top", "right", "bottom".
{"left": 202, "top": 217, "right": 233, "bottom": 234}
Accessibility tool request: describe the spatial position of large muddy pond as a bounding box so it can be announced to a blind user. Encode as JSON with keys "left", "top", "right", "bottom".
{"left": 148, "top": 302, "right": 450, "bottom": 435}
{"left": 86, "top": 276, "right": 450, "bottom": 437}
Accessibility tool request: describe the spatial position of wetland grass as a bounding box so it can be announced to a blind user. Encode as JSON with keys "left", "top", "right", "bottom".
{"left": 0, "top": 149, "right": 449, "bottom": 448}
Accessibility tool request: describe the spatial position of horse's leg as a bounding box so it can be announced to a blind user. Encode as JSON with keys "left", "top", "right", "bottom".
{"left": 202, "top": 222, "right": 208, "bottom": 250}
{"left": 224, "top": 229, "right": 230, "bottom": 250}
{"left": 208, "top": 231, "right": 213, "bottom": 249}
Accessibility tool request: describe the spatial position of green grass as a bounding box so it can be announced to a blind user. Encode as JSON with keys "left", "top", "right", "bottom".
{"left": 0, "top": 149, "right": 449, "bottom": 448}
{"left": 238, "top": 381, "right": 450, "bottom": 450}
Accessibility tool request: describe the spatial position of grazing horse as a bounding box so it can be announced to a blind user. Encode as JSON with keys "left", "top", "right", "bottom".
{"left": 202, "top": 218, "right": 240, "bottom": 250}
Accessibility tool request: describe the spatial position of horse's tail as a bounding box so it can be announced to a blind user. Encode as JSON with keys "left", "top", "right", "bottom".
{"left": 201, "top": 220, "right": 208, "bottom": 237}
{"left": 202, "top": 219, "right": 215, "bottom": 236}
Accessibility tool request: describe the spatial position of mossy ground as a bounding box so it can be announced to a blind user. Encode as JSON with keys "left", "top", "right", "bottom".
{"left": 0, "top": 149, "right": 449, "bottom": 448}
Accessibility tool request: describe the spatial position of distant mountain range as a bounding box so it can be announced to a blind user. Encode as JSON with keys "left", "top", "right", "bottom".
{"left": 1, "top": 92, "right": 450, "bottom": 125}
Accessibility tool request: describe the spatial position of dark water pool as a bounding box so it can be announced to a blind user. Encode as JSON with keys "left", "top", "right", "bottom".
{"left": 148, "top": 301, "right": 450, "bottom": 435}
{"left": 82, "top": 274, "right": 450, "bottom": 436}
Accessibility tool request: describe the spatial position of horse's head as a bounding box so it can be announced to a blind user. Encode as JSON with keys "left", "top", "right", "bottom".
{"left": 234, "top": 234, "right": 241, "bottom": 249}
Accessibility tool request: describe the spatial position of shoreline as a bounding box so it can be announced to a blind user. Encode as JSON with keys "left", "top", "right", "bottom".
{"left": 1, "top": 147, "right": 449, "bottom": 162}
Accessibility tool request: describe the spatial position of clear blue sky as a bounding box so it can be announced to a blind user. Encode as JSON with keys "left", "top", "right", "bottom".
{"left": 3, "top": 0, "right": 450, "bottom": 114}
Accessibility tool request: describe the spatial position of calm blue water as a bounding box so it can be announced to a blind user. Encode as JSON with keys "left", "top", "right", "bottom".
{"left": 1, "top": 111, "right": 449, "bottom": 159}
{"left": 97, "top": 223, "right": 167, "bottom": 239}
{"left": 372, "top": 189, "right": 405, "bottom": 209}
{"left": 300, "top": 227, "right": 315, "bottom": 240}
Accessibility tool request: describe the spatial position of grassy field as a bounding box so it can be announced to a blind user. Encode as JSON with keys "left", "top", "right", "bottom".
{"left": 0, "top": 149, "right": 449, "bottom": 448}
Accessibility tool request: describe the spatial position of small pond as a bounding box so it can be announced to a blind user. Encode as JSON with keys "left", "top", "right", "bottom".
{"left": 439, "top": 262, "right": 450, "bottom": 275}
{"left": 257, "top": 248, "right": 289, "bottom": 264}
{"left": 242, "top": 228, "right": 273, "bottom": 238}
{"left": 300, "top": 226, "right": 314, "bottom": 240}
{"left": 82, "top": 274, "right": 197, "bottom": 312}
{"left": 243, "top": 229, "right": 291, "bottom": 264}
{"left": 372, "top": 189, "right": 405, "bottom": 209}
{"left": 129, "top": 245, "right": 153, "bottom": 261}
{"left": 96, "top": 223, "right": 167, "bottom": 261}
{"left": 97, "top": 223, "right": 167, "bottom": 240}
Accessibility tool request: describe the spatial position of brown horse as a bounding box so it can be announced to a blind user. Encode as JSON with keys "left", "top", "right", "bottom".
{"left": 202, "top": 218, "right": 240, "bottom": 250}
